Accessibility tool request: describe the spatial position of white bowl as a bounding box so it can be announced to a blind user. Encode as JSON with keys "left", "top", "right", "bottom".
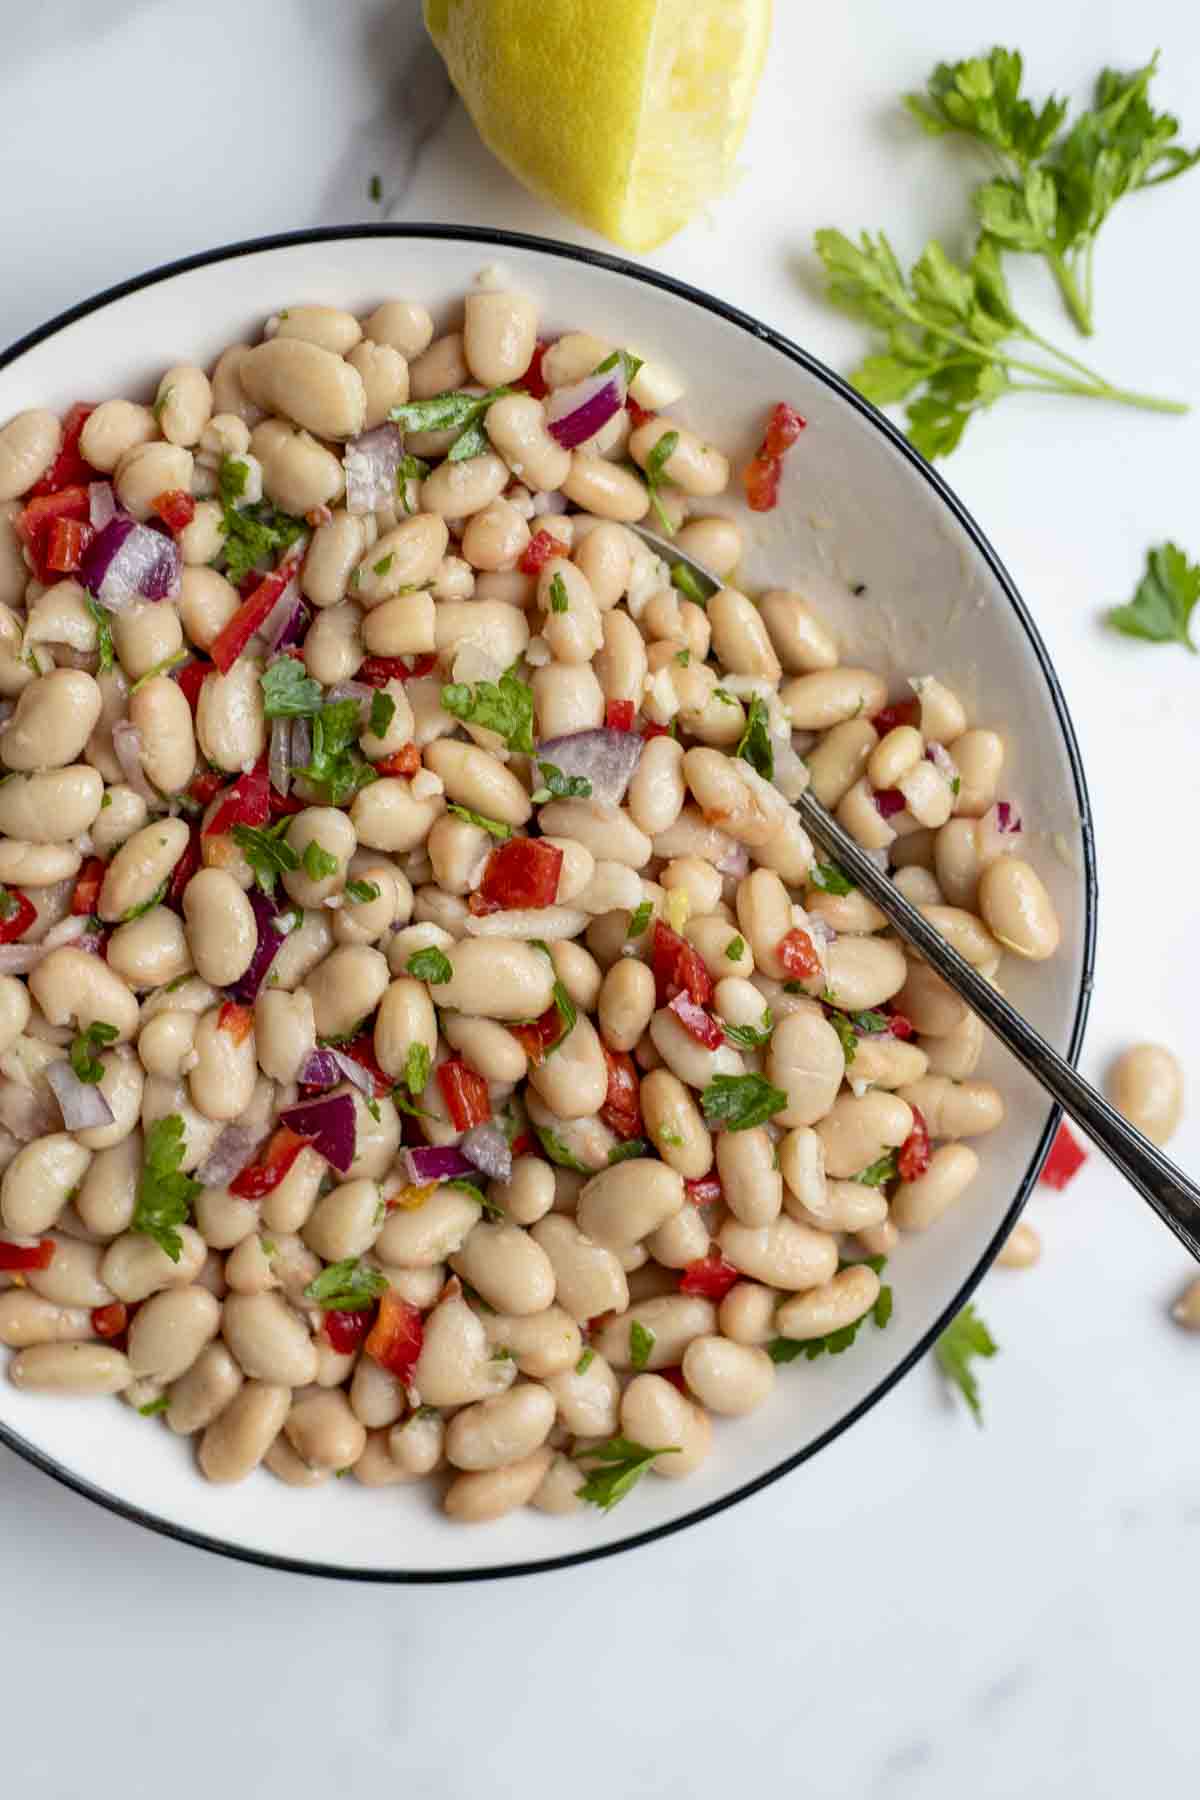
{"left": 0, "top": 227, "right": 1095, "bottom": 1581}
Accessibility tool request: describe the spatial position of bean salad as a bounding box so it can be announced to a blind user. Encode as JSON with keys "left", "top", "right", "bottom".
{"left": 0, "top": 278, "right": 1063, "bottom": 1524}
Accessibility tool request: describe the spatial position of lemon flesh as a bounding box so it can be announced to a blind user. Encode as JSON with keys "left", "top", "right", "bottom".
{"left": 424, "top": 0, "right": 772, "bottom": 252}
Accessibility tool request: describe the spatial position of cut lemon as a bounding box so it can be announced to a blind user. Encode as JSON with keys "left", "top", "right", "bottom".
{"left": 423, "top": 0, "right": 773, "bottom": 252}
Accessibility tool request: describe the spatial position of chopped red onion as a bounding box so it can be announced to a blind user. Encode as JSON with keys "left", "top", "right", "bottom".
{"left": 291, "top": 715, "right": 312, "bottom": 770}
{"left": 79, "top": 515, "right": 181, "bottom": 609}
{"left": 994, "top": 800, "right": 1022, "bottom": 833}
{"left": 529, "top": 489, "right": 569, "bottom": 516}
{"left": 460, "top": 1123, "right": 511, "bottom": 1184}
{"left": 88, "top": 482, "right": 116, "bottom": 530}
{"left": 298, "top": 1048, "right": 341, "bottom": 1088}
{"left": 46, "top": 1061, "right": 115, "bottom": 1132}
{"left": 344, "top": 425, "right": 402, "bottom": 515}
{"left": 873, "top": 787, "right": 906, "bottom": 819}
{"left": 0, "top": 1081, "right": 60, "bottom": 1143}
{"left": 111, "top": 720, "right": 160, "bottom": 805}
{"left": 325, "top": 681, "right": 372, "bottom": 710}
{"left": 269, "top": 717, "right": 292, "bottom": 797}
{"left": 0, "top": 944, "right": 46, "bottom": 975}
{"left": 279, "top": 1092, "right": 358, "bottom": 1175}
{"left": 926, "top": 742, "right": 958, "bottom": 784}
{"left": 261, "top": 577, "right": 302, "bottom": 651}
{"left": 403, "top": 1144, "right": 476, "bottom": 1186}
{"left": 328, "top": 1050, "right": 376, "bottom": 1097}
{"left": 224, "top": 888, "right": 287, "bottom": 1003}
{"left": 545, "top": 372, "right": 625, "bottom": 449}
{"left": 806, "top": 915, "right": 837, "bottom": 952}
{"left": 197, "top": 1123, "right": 268, "bottom": 1188}
{"left": 715, "top": 841, "right": 751, "bottom": 878}
{"left": 535, "top": 729, "right": 643, "bottom": 806}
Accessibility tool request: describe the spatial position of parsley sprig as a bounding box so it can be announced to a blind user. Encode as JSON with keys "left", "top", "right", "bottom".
{"left": 574, "top": 1436, "right": 679, "bottom": 1512}
{"left": 934, "top": 1302, "right": 998, "bottom": 1425}
{"left": 217, "top": 457, "right": 306, "bottom": 586}
{"left": 303, "top": 1258, "right": 388, "bottom": 1311}
{"left": 70, "top": 1020, "right": 118, "bottom": 1084}
{"left": 132, "top": 1115, "right": 201, "bottom": 1263}
{"left": 390, "top": 386, "right": 513, "bottom": 462}
{"left": 440, "top": 663, "right": 534, "bottom": 755}
{"left": 769, "top": 1257, "right": 894, "bottom": 1361}
{"left": 736, "top": 694, "right": 774, "bottom": 782}
{"left": 294, "top": 699, "right": 378, "bottom": 806}
{"left": 1107, "top": 542, "right": 1199, "bottom": 651}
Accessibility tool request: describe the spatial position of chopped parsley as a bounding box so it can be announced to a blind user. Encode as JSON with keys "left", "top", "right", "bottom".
{"left": 293, "top": 699, "right": 378, "bottom": 806}
{"left": 121, "top": 881, "right": 167, "bottom": 922}
{"left": 440, "top": 664, "right": 534, "bottom": 755}
{"left": 642, "top": 430, "right": 679, "bottom": 536}
{"left": 768, "top": 1257, "right": 893, "bottom": 1361}
{"left": 674, "top": 648, "right": 690, "bottom": 667}
{"left": 132, "top": 1115, "right": 201, "bottom": 1263}
{"left": 368, "top": 173, "right": 382, "bottom": 202}
{"left": 447, "top": 802, "right": 511, "bottom": 840}
{"left": 406, "top": 946, "right": 452, "bottom": 985}
{"left": 1108, "top": 541, "right": 1200, "bottom": 651}
{"left": 368, "top": 691, "right": 396, "bottom": 739}
{"left": 129, "top": 650, "right": 188, "bottom": 693}
{"left": 303, "top": 1258, "right": 389, "bottom": 1311}
{"left": 607, "top": 1138, "right": 649, "bottom": 1164}
{"left": 575, "top": 1347, "right": 595, "bottom": 1376}
{"left": 809, "top": 860, "right": 854, "bottom": 896}
{"left": 530, "top": 760, "right": 592, "bottom": 804}
{"left": 575, "top": 1436, "right": 679, "bottom": 1512}
{"left": 373, "top": 554, "right": 394, "bottom": 578}
{"left": 934, "top": 1302, "right": 998, "bottom": 1425}
{"left": 302, "top": 840, "right": 339, "bottom": 881}
{"left": 670, "top": 561, "right": 709, "bottom": 606}
{"left": 725, "top": 934, "right": 745, "bottom": 960}
{"left": 549, "top": 573, "right": 569, "bottom": 613}
{"left": 593, "top": 349, "right": 644, "bottom": 385}
{"left": 70, "top": 1020, "right": 118, "bottom": 1084}
{"left": 701, "top": 1073, "right": 788, "bottom": 1132}
{"left": 261, "top": 658, "right": 322, "bottom": 718}
{"left": 216, "top": 457, "right": 306, "bottom": 587}
{"left": 402, "top": 1040, "right": 431, "bottom": 1098}
{"left": 532, "top": 1124, "right": 589, "bottom": 1172}
{"left": 722, "top": 1008, "right": 774, "bottom": 1049}
{"left": 345, "top": 878, "right": 381, "bottom": 904}
{"left": 626, "top": 900, "right": 653, "bottom": 938}
{"left": 232, "top": 818, "right": 298, "bottom": 896}
{"left": 736, "top": 693, "right": 774, "bottom": 782}
{"left": 853, "top": 1151, "right": 899, "bottom": 1188}
{"left": 396, "top": 454, "right": 430, "bottom": 512}
{"left": 138, "top": 1395, "right": 170, "bottom": 1417}
{"left": 629, "top": 1320, "right": 655, "bottom": 1371}
{"left": 390, "top": 386, "right": 513, "bottom": 462}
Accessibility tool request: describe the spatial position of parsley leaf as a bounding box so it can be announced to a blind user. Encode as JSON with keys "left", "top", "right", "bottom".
{"left": 670, "top": 561, "right": 710, "bottom": 606}
{"left": 390, "top": 386, "right": 512, "bottom": 461}
{"left": 723, "top": 1008, "right": 774, "bottom": 1050}
{"left": 441, "top": 664, "right": 535, "bottom": 755}
{"left": 132, "top": 1115, "right": 201, "bottom": 1263}
{"left": 368, "top": 691, "right": 396, "bottom": 738}
{"left": 447, "top": 802, "right": 511, "bottom": 840}
{"left": 701, "top": 1073, "right": 788, "bottom": 1132}
{"left": 406, "top": 946, "right": 452, "bottom": 985}
{"left": 303, "top": 1258, "right": 388, "bottom": 1311}
{"left": 934, "top": 1302, "right": 998, "bottom": 1424}
{"left": 642, "top": 430, "right": 679, "bottom": 536}
{"left": 735, "top": 693, "right": 774, "bottom": 781}
{"left": 575, "top": 1436, "right": 678, "bottom": 1512}
{"left": 725, "top": 935, "right": 745, "bottom": 961}
{"left": 1107, "top": 542, "right": 1200, "bottom": 651}
{"left": 853, "top": 1151, "right": 899, "bottom": 1188}
{"left": 809, "top": 860, "right": 854, "bottom": 896}
{"left": 70, "top": 1020, "right": 118, "bottom": 1084}
{"left": 629, "top": 1320, "right": 655, "bottom": 1371}
{"left": 294, "top": 700, "right": 378, "bottom": 806}
{"left": 826, "top": 1009, "right": 859, "bottom": 1066}
{"left": 139, "top": 1394, "right": 170, "bottom": 1417}
{"left": 532, "top": 1124, "right": 589, "bottom": 1172}
{"left": 232, "top": 818, "right": 298, "bottom": 896}
{"left": 396, "top": 454, "right": 430, "bottom": 512}
{"left": 533, "top": 760, "right": 592, "bottom": 803}
{"left": 345, "top": 878, "right": 381, "bottom": 904}
{"left": 769, "top": 1257, "right": 894, "bottom": 1361}
{"left": 121, "top": 881, "right": 167, "bottom": 922}
{"left": 593, "top": 349, "right": 644, "bottom": 385}
{"left": 85, "top": 599, "right": 114, "bottom": 674}
{"left": 129, "top": 651, "right": 189, "bottom": 694}
{"left": 216, "top": 457, "right": 306, "bottom": 586}
{"left": 302, "top": 840, "right": 339, "bottom": 881}
{"left": 607, "top": 1138, "right": 649, "bottom": 1165}
{"left": 261, "top": 658, "right": 322, "bottom": 718}
{"left": 402, "top": 1041, "right": 430, "bottom": 1098}
{"left": 575, "top": 1347, "right": 594, "bottom": 1375}
{"left": 549, "top": 572, "right": 569, "bottom": 613}
{"left": 626, "top": 900, "right": 653, "bottom": 938}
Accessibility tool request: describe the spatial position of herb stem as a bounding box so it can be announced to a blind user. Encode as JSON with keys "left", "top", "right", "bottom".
{"left": 1046, "top": 248, "right": 1093, "bottom": 337}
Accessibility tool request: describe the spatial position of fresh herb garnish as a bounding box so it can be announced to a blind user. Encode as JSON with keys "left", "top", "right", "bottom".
{"left": 1107, "top": 541, "right": 1199, "bottom": 651}
{"left": 130, "top": 651, "right": 188, "bottom": 693}
{"left": 139, "top": 1394, "right": 170, "bottom": 1416}
{"left": 70, "top": 1020, "right": 118, "bottom": 1084}
{"left": 261, "top": 658, "right": 322, "bottom": 718}
{"left": 373, "top": 554, "right": 394, "bottom": 579}
{"left": 302, "top": 840, "right": 339, "bottom": 881}
{"left": 345, "top": 878, "right": 381, "bottom": 904}
{"left": 934, "top": 1301, "right": 998, "bottom": 1424}
{"left": 593, "top": 348, "right": 644, "bottom": 386}
{"left": 642, "top": 430, "right": 679, "bottom": 536}
{"left": 396, "top": 454, "right": 430, "bottom": 512}
{"left": 216, "top": 457, "right": 306, "bottom": 586}
{"left": 440, "top": 663, "right": 535, "bottom": 755}
{"left": 548, "top": 573, "right": 569, "bottom": 614}
{"left": 294, "top": 699, "right": 378, "bottom": 806}
{"left": 769, "top": 1256, "right": 893, "bottom": 1360}
{"left": 725, "top": 934, "right": 745, "bottom": 960}
{"left": 303, "top": 1258, "right": 389, "bottom": 1311}
{"left": 629, "top": 1320, "right": 655, "bottom": 1371}
{"left": 232, "top": 818, "right": 298, "bottom": 896}
{"left": 406, "top": 946, "right": 452, "bottom": 985}
{"left": 575, "top": 1436, "right": 679, "bottom": 1512}
{"left": 670, "top": 562, "right": 709, "bottom": 606}
{"left": 132, "top": 1115, "right": 201, "bottom": 1263}
{"left": 121, "top": 881, "right": 167, "bottom": 922}
{"left": 532, "top": 1124, "right": 589, "bottom": 1172}
{"left": 85, "top": 599, "right": 114, "bottom": 674}
{"left": 530, "top": 760, "right": 592, "bottom": 804}
{"left": 368, "top": 173, "right": 382, "bottom": 202}
{"left": 723, "top": 1008, "right": 774, "bottom": 1050}
{"left": 700, "top": 1073, "right": 789, "bottom": 1132}
{"left": 736, "top": 693, "right": 774, "bottom": 781}
{"left": 446, "top": 802, "right": 511, "bottom": 840}
{"left": 809, "top": 860, "right": 854, "bottom": 896}
{"left": 626, "top": 900, "right": 653, "bottom": 938}
{"left": 575, "top": 1348, "right": 595, "bottom": 1375}
{"left": 390, "top": 386, "right": 513, "bottom": 462}
{"left": 402, "top": 1041, "right": 430, "bottom": 1098}
{"left": 853, "top": 1151, "right": 899, "bottom": 1188}
{"left": 607, "top": 1138, "right": 649, "bottom": 1165}
{"left": 368, "top": 691, "right": 396, "bottom": 738}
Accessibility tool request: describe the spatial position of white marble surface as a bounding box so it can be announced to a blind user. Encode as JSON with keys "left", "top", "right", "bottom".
{"left": 2, "top": 1, "right": 1199, "bottom": 1793}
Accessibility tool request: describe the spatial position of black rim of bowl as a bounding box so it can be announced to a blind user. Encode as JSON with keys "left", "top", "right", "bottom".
{"left": 0, "top": 223, "right": 1098, "bottom": 1583}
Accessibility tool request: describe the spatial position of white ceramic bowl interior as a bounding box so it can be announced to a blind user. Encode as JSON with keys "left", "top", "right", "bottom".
{"left": 0, "top": 229, "right": 1094, "bottom": 1579}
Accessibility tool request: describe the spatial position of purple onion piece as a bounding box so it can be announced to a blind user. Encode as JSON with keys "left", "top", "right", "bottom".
{"left": 46, "top": 1062, "right": 115, "bottom": 1132}
{"left": 224, "top": 888, "right": 287, "bottom": 1004}
{"left": 995, "top": 800, "right": 1022, "bottom": 833}
{"left": 535, "top": 727, "right": 644, "bottom": 807}
{"left": 88, "top": 482, "right": 115, "bottom": 530}
{"left": 298, "top": 1048, "right": 340, "bottom": 1088}
{"left": 278, "top": 1093, "right": 357, "bottom": 1175}
{"left": 403, "top": 1145, "right": 476, "bottom": 1186}
{"left": 197, "top": 1123, "right": 269, "bottom": 1188}
{"left": 111, "top": 721, "right": 160, "bottom": 805}
{"left": 460, "top": 1122, "right": 512, "bottom": 1184}
{"left": 79, "top": 515, "right": 180, "bottom": 609}
{"left": 290, "top": 714, "right": 313, "bottom": 770}
{"left": 329, "top": 1050, "right": 376, "bottom": 1097}
{"left": 261, "top": 578, "right": 302, "bottom": 651}
{"left": 344, "top": 424, "right": 403, "bottom": 515}
{"left": 545, "top": 373, "right": 624, "bottom": 450}
{"left": 269, "top": 717, "right": 292, "bottom": 798}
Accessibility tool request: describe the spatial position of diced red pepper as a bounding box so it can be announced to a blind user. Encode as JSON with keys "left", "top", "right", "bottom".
{"left": 324, "top": 1305, "right": 377, "bottom": 1355}
{"left": 0, "top": 888, "right": 37, "bottom": 945}
{"left": 0, "top": 1237, "right": 55, "bottom": 1272}
{"left": 518, "top": 528, "right": 561, "bottom": 575}
{"left": 335, "top": 1034, "right": 394, "bottom": 1098}
{"left": 741, "top": 402, "right": 806, "bottom": 514}
{"left": 217, "top": 1002, "right": 254, "bottom": 1045}
{"left": 467, "top": 891, "right": 502, "bottom": 918}
{"left": 872, "top": 697, "right": 921, "bottom": 734}
{"left": 204, "top": 757, "right": 269, "bottom": 836}
{"left": 652, "top": 919, "right": 713, "bottom": 1009}
{"left": 152, "top": 489, "right": 196, "bottom": 533}
{"left": 165, "top": 826, "right": 201, "bottom": 910}
{"left": 29, "top": 404, "right": 97, "bottom": 496}
{"left": 1039, "top": 1120, "right": 1088, "bottom": 1191}
{"left": 437, "top": 1058, "right": 491, "bottom": 1132}
{"left": 372, "top": 743, "right": 420, "bottom": 778}
{"left": 679, "top": 1251, "right": 741, "bottom": 1302}
{"left": 605, "top": 699, "right": 636, "bottom": 732}
{"left": 268, "top": 788, "right": 308, "bottom": 818}
{"left": 641, "top": 721, "right": 672, "bottom": 740}
{"left": 91, "top": 1301, "right": 128, "bottom": 1339}
{"left": 521, "top": 339, "right": 551, "bottom": 400}
{"left": 667, "top": 990, "right": 725, "bottom": 1050}
{"left": 684, "top": 1173, "right": 723, "bottom": 1207}
{"left": 209, "top": 565, "right": 295, "bottom": 675}
{"left": 187, "top": 766, "right": 225, "bottom": 811}
{"left": 599, "top": 1047, "right": 643, "bottom": 1140}
{"left": 16, "top": 485, "right": 91, "bottom": 582}
{"left": 70, "top": 857, "right": 106, "bottom": 916}
{"left": 508, "top": 1006, "right": 563, "bottom": 1068}
{"left": 627, "top": 397, "right": 655, "bottom": 430}
{"left": 364, "top": 1290, "right": 424, "bottom": 1383}
{"left": 510, "top": 1131, "right": 534, "bottom": 1158}
{"left": 229, "top": 1125, "right": 309, "bottom": 1198}
{"left": 358, "top": 654, "right": 437, "bottom": 687}
{"left": 46, "top": 516, "right": 93, "bottom": 574}
{"left": 479, "top": 837, "right": 563, "bottom": 912}
{"left": 886, "top": 1010, "right": 915, "bottom": 1041}
{"left": 897, "top": 1105, "right": 931, "bottom": 1182}
{"left": 777, "top": 926, "right": 821, "bottom": 981}
{"left": 763, "top": 402, "right": 807, "bottom": 458}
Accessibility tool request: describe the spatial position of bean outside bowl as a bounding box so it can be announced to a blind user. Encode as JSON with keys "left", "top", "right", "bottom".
{"left": 0, "top": 227, "right": 1095, "bottom": 1580}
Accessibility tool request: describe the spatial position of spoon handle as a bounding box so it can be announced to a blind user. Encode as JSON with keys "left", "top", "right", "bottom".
{"left": 794, "top": 791, "right": 1200, "bottom": 1263}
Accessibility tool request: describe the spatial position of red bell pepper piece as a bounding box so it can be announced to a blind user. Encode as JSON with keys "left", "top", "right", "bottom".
{"left": 46, "top": 516, "right": 93, "bottom": 574}
{"left": 30, "top": 403, "right": 96, "bottom": 496}
{"left": 217, "top": 1002, "right": 254, "bottom": 1045}
{"left": 166, "top": 826, "right": 201, "bottom": 910}
{"left": 605, "top": 699, "right": 636, "bottom": 732}
{"left": 777, "top": 927, "right": 820, "bottom": 981}
{"left": 667, "top": 990, "right": 725, "bottom": 1050}
{"left": 91, "top": 1301, "right": 128, "bottom": 1339}
{"left": 335, "top": 1034, "right": 394, "bottom": 1098}
{"left": 372, "top": 743, "right": 420, "bottom": 778}
{"left": 897, "top": 1105, "right": 931, "bottom": 1182}
{"left": 1039, "top": 1120, "right": 1088, "bottom": 1191}
{"left": 152, "top": 489, "right": 196, "bottom": 533}
{"left": 0, "top": 1237, "right": 55, "bottom": 1272}
{"left": 518, "top": 528, "right": 561, "bottom": 575}
{"left": 479, "top": 837, "right": 563, "bottom": 912}
{"left": 16, "top": 485, "right": 91, "bottom": 583}
{"left": 598, "top": 1047, "right": 643, "bottom": 1140}
{"left": 521, "top": 339, "right": 551, "bottom": 399}
{"left": 742, "top": 402, "right": 806, "bottom": 513}
{"left": 627, "top": 397, "right": 655, "bottom": 430}
{"left": 70, "top": 857, "right": 106, "bottom": 916}
{"left": 324, "top": 1304, "right": 377, "bottom": 1355}
{"left": 204, "top": 757, "right": 269, "bottom": 836}
{"left": 209, "top": 566, "right": 295, "bottom": 674}
{"left": 886, "top": 1010, "right": 915, "bottom": 1041}
{"left": 186, "top": 767, "right": 225, "bottom": 810}
{"left": 0, "top": 888, "right": 37, "bottom": 945}
{"left": 871, "top": 697, "right": 921, "bottom": 734}
{"left": 651, "top": 919, "right": 713, "bottom": 1008}
{"left": 508, "top": 1006, "right": 562, "bottom": 1068}
{"left": 437, "top": 1058, "right": 491, "bottom": 1132}
{"left": 679, "top": 1251, "right": 741, "bottom": 1302}
{"left": 364, "top": 1290, "right": 424, "bottom": 1383}
{"left": 641, "top": 721, "right": 672, "bottom": 740}
{"left": 684, "top": 1172, "right": 723, "bottom": 1207}
{"left": 229, "top": 1125, "right": 309, "bottom": 1199}
{"left": 762, "top": 402, "right": 806, "bottom": 458}
{"left": 510, "top": 1131, "right": 534, "bottom": 1158}
{"left": 358, "top": 654, "right": 437, "bottom": 687}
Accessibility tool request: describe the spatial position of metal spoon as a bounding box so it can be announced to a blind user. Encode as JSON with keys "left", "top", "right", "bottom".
{"left": 633, "top": 527, "right": 1200, "bottom": 1263}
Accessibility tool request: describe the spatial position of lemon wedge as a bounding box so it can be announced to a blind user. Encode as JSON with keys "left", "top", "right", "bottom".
{"left": 424, "top": 0, "right": 773, "bottom": 251}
